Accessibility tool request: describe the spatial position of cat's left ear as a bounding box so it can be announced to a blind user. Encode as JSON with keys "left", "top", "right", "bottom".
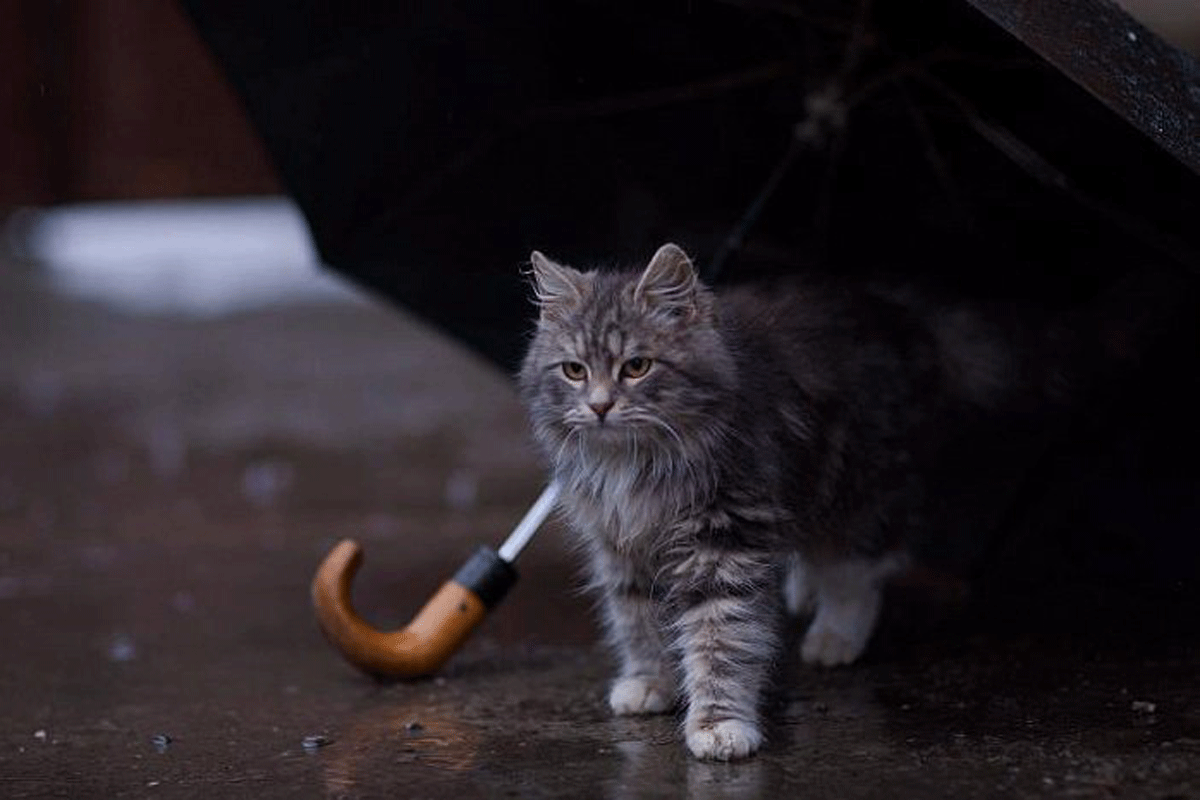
{"left": 634, "top": 243, "right": 701, "bottom": 320}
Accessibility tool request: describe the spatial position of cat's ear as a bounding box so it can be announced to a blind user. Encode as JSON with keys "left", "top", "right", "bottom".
{"left": 634, "top": 243, "right": 700, "bottom": 319}
{"left": 529, "top": 250, "right": 585, "bottom": 321}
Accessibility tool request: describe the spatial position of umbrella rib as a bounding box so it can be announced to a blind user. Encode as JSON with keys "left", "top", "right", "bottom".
{"left": 920, "top": 74, "right": 1200, "bottom": 274}
{"left": 708, "top": 133, "right": 804, "bottom": 282}
{"left": 526, "top": 60, "right": 794, "bottom": 123}
{"left": 395, "top": 61, "right": 793, "bottom": 214}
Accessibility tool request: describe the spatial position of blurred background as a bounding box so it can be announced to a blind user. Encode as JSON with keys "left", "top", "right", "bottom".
{"left": 1, "top": 0, "right": 1195, "bottom": 209}
{"left": 2, "top": 2, "right": 1199, "bottom": 797}
{"left": 0, "top": 4, "right": 572, "bottom": 794}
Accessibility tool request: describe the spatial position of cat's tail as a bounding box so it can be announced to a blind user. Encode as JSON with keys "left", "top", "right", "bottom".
{"left": 1040, "top": 265, "right": 1200, "bottom": 412}
{"left": 964, "top": 264, "right": 1200, "bottom": 585}
{"left": 931, "top": 266, "right": 1199, "bottom": 413}
{"left": 900, "top": 265, "right": 1199, "bottom": 589}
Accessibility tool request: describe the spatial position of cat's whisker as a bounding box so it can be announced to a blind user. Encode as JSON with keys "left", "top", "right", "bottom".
{"left": 574, "top": 428, "right": 587, "bottom": 473}
{"left": 634, "top": 412, "right": 707, "bottom": 493}
{"left": 624, "top": 409, "right": 684, "bottom": 451}
{"left": 550, "top": 426, "right": 577, "bottom": 467}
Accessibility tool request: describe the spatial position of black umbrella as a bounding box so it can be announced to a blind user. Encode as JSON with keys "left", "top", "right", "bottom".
{"left": 179, "top": 0, "right": 1200, "bottom": 371}
{"left": 177, "top": 0, "right": 1200, "bottom": 676}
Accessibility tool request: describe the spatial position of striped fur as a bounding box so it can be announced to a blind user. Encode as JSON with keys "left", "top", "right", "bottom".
{"left": 517, "top": 244, "right": 1015, "bottom": 760}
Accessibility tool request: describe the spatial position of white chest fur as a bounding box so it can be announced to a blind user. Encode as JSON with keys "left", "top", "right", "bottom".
{"left": 558, "top": 455, "right": 671, "bottom": 553}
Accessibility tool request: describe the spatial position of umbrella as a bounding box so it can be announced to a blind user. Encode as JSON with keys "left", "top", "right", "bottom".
{"left": 178, "top": 0, "right": 1200, "bottom": 371}
{"left": 177, "top": 0, "right": 1200, "bottom": 675}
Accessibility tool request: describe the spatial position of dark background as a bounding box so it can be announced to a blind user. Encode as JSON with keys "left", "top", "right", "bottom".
{"left": 3, "top": 0, "right": 1199, "bottom": 612}
{"left": 0, "top": 0, "right": 279, "bottom": 206}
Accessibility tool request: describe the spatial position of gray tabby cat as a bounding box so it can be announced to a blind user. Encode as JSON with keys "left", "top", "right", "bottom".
{"left": 518, "top": 243, "right": 1008, "bottom": 761}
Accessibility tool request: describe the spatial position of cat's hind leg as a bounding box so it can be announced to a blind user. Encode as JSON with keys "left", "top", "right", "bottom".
{"left": 782, "top": 552, "right": 816, "bottom": 617}
{"left": 800, "top": 554, "right": 907, "bottom": 667}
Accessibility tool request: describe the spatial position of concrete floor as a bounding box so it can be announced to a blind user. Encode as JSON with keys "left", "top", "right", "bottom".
{"left": 1, "top": 257, "right": 1198, "bottom": 799}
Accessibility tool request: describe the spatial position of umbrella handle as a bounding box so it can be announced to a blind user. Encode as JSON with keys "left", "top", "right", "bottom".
{"left": 311, "top": 484, "right": 559, "bottom": 678}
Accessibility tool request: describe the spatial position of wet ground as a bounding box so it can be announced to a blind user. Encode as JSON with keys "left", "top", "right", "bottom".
{"left": 2, "top": 252, "right": 1198, "bottom": 799}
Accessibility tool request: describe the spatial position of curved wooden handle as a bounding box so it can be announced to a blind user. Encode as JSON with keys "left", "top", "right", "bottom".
{"left": 312, "top": 539, "right": 489, "bottom": 678}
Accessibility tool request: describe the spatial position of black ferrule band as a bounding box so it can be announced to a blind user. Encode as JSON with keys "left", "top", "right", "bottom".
{"left": 452, "top": 546, "right": 518, "bottom": 609}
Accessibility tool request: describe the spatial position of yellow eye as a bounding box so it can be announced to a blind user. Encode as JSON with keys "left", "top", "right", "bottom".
{"left": 561, "top": 361, "right": 588, "bottom": 381}
{"left": 621, "top": 356, "right": 653, "bottom": 379}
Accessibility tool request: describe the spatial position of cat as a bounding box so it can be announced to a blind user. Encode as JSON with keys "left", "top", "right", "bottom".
{"left": 516, "top": 242, "right": 1040, "bottom": 761}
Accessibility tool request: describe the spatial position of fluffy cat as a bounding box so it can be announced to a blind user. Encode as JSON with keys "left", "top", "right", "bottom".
{"left": 517, "top": 243, "right": 1026, "bottom": 761}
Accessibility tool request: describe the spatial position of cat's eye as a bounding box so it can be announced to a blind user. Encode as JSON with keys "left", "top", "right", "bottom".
{"left": 620, "top": 356, "right": 653, "bottom": 379}
{"left": 561, "top": 361, "right": 588, "bottom": 381}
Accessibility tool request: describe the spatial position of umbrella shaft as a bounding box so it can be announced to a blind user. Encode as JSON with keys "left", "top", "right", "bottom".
{"left": 497, "top": 483, "right": 560, "bottom": 563}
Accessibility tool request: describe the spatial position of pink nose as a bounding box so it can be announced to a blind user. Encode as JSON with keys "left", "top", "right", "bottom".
{"left": 589, "top": 400, "right": 614, "bottom": 419}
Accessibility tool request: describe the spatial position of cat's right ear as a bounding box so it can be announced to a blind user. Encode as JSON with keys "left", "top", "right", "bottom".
{"left": 528, "top": 251, "right": 585, "bottom": 322}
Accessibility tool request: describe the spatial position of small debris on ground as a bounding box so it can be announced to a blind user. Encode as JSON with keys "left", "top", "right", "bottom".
{"left": 301, "top": 734, "right": 332, "bottom": 754}
{"left": 107, "top": 633, "right": 138, "bottom": 663}
{"left": 240, "top": 458, "right": 294, "bottom": 508}
{"left": 443, "top": 468, "right": 479, "bottom": 511}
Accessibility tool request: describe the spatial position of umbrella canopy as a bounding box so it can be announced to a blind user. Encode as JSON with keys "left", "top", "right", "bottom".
{"left": 179, "top": 0, "right": 1199, "bottom": 372}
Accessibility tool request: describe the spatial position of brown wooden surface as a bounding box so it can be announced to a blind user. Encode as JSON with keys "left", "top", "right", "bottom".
{"left": 0, "top": 0, "right": 279, "bottom": 208}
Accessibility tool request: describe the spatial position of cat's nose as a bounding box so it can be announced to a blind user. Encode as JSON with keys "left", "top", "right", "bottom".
{"left": 589, "top": 400, "right": 615, "bottom": 420}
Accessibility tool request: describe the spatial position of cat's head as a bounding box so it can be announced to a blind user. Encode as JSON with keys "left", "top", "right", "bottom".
{"left": 518, "top": 243, "right": 735, "bottom": 461}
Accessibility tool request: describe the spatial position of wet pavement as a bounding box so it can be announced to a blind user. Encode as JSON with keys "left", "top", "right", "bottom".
{"left": 2, "top": 253, "right": 1198, "bottom": 799}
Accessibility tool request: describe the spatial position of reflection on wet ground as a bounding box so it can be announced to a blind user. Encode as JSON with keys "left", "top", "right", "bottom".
{"left": 1, "top": 254, "right": 1198, "bottom": 798}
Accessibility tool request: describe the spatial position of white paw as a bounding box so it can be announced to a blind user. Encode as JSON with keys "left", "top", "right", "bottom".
{"left": 800, "top": 622, "right": 869, "bottom": 667}
{"left": 799, "top": 558, "right": 891, "bottom": 667}
{"left": 685, "top": 718, "right": 763, "bottom": 761}
{"left": 610, "top": 676, "right": 673, "bottom": 716}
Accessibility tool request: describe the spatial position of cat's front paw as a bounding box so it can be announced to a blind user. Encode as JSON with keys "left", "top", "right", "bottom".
{"left": 610, "top": 675, "right": 673, "bottom": 716}
{"left": 800, "top": 623, "right": 869, "bottom": 667}
{"left": 685, "top": 718, "right": 763, "bottom": 761}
